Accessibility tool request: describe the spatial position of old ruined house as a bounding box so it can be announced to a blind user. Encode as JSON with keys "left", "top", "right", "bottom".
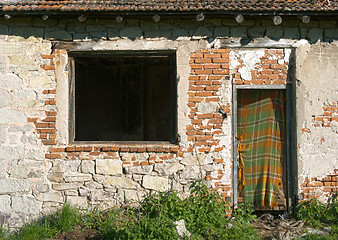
{"left": 0, "top": 0, "right": 337, "bottom": 229}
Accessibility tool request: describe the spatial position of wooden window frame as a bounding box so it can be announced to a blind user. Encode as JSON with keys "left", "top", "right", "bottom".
{"left": 68, "top": 50, "right": 178, "bottom": 145}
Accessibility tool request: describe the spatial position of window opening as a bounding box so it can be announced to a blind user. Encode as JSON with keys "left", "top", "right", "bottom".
{"left": 70, "top": 53, "right": 177, "bottom": 143}
{"left": 236, "top": 89, "right": 287, "bottom": 210}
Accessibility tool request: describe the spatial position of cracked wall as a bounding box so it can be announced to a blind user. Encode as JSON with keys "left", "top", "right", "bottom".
{"left": 0, "top": 16, "right": 337, "bottom": 229}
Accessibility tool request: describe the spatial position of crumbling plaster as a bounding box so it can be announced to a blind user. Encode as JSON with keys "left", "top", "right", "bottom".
{"left": 0, "top": 16, "right": 336, "bottom": 229}
{"left": 295, "top": 42, "right": 338, "bottom": 184}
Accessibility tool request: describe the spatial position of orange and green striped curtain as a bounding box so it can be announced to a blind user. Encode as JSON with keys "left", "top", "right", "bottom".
{"left": 237, "top": 89, "right": 285, "bottom": 208}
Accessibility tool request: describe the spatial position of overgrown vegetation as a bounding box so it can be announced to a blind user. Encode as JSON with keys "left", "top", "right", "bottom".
{"left": 2, "top": 183, "right": 337, "bottom": 240}
{"left": 296, "top": 195, "right": 338, "bottom": 239}
{"left": 0, "top": 203, "right": 81, "bottom": 240}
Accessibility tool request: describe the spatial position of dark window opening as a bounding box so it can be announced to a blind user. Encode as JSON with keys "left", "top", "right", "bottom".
{"left": 71, "top": 53, "right": 176, "bottom": 143}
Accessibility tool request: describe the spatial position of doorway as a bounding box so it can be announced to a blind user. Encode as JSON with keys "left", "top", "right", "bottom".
{"left": 233, "top": 87, "right": 289, "bottom": 211}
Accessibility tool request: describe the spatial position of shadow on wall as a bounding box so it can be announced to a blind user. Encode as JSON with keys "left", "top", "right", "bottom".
{"left": 0, "top": 17, "right": 337, "bottom": 44}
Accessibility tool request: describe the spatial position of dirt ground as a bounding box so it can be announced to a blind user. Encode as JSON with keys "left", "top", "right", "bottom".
{"left": 53, "top": 214, "right": 331, "bottom": 240}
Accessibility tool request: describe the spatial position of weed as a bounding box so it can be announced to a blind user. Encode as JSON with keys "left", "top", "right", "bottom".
{"left": 296, "top": 195, "right": 338, "bottom": 228}
{"left": 233, "top": 202, "right": 257, "bottom": 225}
{"left": 5, "top": 203, "right": 80, "bottom": 240}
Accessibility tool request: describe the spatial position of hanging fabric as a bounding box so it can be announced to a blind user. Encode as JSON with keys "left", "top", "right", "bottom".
{"left": 237, "top": 89, "right": 285, "bottom": 208}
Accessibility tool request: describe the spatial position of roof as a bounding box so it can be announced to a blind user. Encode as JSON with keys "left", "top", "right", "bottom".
{"left": 1, "top": 0, "right": 337, "bottom": 13}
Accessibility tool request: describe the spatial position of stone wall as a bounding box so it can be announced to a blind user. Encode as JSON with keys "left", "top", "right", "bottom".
{"left": 0, "top": 16, "right": 337, "bottom": 229}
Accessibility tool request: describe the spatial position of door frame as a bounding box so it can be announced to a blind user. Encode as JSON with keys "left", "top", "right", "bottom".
{"left": 231, "top": 84, "right": 294, "bottom": 212}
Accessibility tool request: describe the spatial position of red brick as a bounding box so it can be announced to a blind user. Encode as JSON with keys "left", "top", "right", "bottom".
{"left": 212, "top": 58, "right": 229, "bottom": 63}
{"left": 188, "top": 76, "right": 199, "bottom": 80}
{"left": 36, "top": 128, "right": 56, "bottom": 134}
{"left": 195, "top": 58, "right": 212, "bottom": 64}
{"left": 66, "top": 146, "right": 76, "bottom": 152}
{"left": 39, "top": 134, "right": 47, "bottom": 139}
{"left": 190, "top": 64, "right": 203, "bottom": 69}
{"left": 42, "top": 139, "right": 57, "bottom": 145}
{"left": 35, "top": 122, "right": 49, "bottom": 128}
{"left": 188, "top": 97, "right": 203, "bottom": 102}
{"left": 120, "top": 147, "right": 129, "bottom": 152}
{"left": 213, "top": 69, "right": 229, "bottom": 75}
{"left": 190, "top": 53, "right": 203, "bottom": 58}
{"left": 27, "top": 117, "right": 39, "bottom": 123}
{"left": 41, "top": 54, "right": 55, "bottom": 59}
{"left": 195, "top": 80, "right": 213, "bottom": 85}
{"left": 45, "top": 111, "right": 57, "bottom": 116}
{"left": 49, "top": 134, "right": 56, "bottom": 139}
{"left": 45, "top": 100, "right": 56, "bottom": 105}
{"left": 194, "top": 69, "right": 212, "bottom": 75}
{"left": 137, "top": 147, "right": 147, "bottom": 152}
{"left": 41, "top": 65, "right": 55, "bottom": 70}
{"left": 195, "top": 92, "right": 213, "bottom": 97}
{"left": 204, "top": 53, "right": 221, "bottom": 58}
{"left": 204, "top": 64, "right": 221, "bottom": 69}
{"left": 46, "top": 153, "right": 62, "bottom": 159}
{"left": 102, "top": 146, "right": 111, "bottom": 151}
{"left": 43, "top": 117, "right": 56, "bottom": 122}
{"left": 205, "top": 97, "right": 219, "bottom": 102}
{"left": 49, "top": 147, "right": 65, "bottom": 152}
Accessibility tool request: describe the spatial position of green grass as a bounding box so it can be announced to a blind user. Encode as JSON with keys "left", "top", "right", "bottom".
{"left": 2, "top": 203, "right": 81, "bottom": 240}
{"left": 3, "top": 184, "right": 337, "bottom": 239}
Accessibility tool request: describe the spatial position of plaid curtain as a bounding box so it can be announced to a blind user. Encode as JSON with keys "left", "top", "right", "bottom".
{"left": 237, "top": 90, "right": 285, "bottom": 208}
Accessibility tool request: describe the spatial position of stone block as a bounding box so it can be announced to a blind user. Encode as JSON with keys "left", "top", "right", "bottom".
{"left": 126, "top": 19, "right": 139, "bottom": 26}
{"left": 140, "top": 20, "right": 159, "bottom": 31}
{"left": 29, "top": 76, "right": 53, "bottom": 88}
{"left": 144, "top": 31, "right": 171, "bottom": 39}
{"left": 36, "top": 191, "right": 63, "bottom": 202}
{"left": 266, "top": 26, "right": 283, "bottom": 40}
{"left": 154, "top": 163, "right": 184, "bottom": 175}
{"left": 0, "top": 73, "right": 23, "bottom": 89}
{"left": 13, "top": 90, "right": 37, "bottom": 99}
{"left": 230, "top": 26, "right": 247, "bottom": 38}
{"left": 120, "top": 26, "right": 143, "bottom": 39}
{"left": 0, "top": 195, "right": 11, "bottom": 212}
{"left": 67, "top": 22, "right": 86, "bottom": 33}
{"left": 45, "top": 29, "right": 72, "bottom": 41}
{"left": 12, "top": 197, "right": 42, "bottom": 215}
{"left": 192, "top": 27, "right": 213, "bottom": 39}
{"left": 64, "top": 173, "right": 92, "bottom": 182}
{"left": 319, "top": 20, "right": 336, "bottom": 28}
{"left": 324, "top": 28, "right": 338, "bottom": 38}
{"left": 0, "top": 124, "right": 5, "bottom": 144}
{"left": 36, "top": 181, "right": 50, "bottom": 193}
{"left": 222, "top": 19, "right": 239, "bottom": 26}
{"left": 0, "top": 56, "right": 7, "bottom": 72}
{"left": 197, "top": 102, "right": 218, "bottom": 114}
{"left": 284, "top": 27, "right": 300, "bottom": 39}
{"left": 96, "top": 159, "right": 122, "bottom": 175}
{"left": 9, "top": 56, "right": 40, "bottom": 71}
{"left": 81, "top": 160, "right": 95, "bottom": 174}
{"left": 107, "top": 29, "right": 119, "bottom": 39}
{"left": 179, "top": 166, "right": 202, "bottom": 179}
{"left": 0, "top": 25, "right": 8, "bottom": 36}
{"left": 124, "top": 165, "right": 153, "bottom": 175}
{"left": 0, "top": 145, "right": 24, "bottom": 160}
{"left": 180, "top": 154, "right": 213, "bottom": 166}
{"left": 52, "top": 183, "right": 83, "bottom": 191}
{"left": 282, "top": 19, "right": 299, "bottom": 27}
{"left": 105, "top": 176, "right": 139, "bottom": 189}
{"left": 307, "top": 28, "right": 323, "bottom": 43}
{"left": 204, "top": 18, "right": 222, "bottom": 27}
{"left": 66, "top": 196, "right": 88, "bottom": 208}
{"left": 214, "top": 26, "right": 230, "bottom": 37}
{"left": 11, "top": 27, "right": 44, "bottom": 39}
{"left": 117, "top": 189, "right": 146, "bottom": 202}
{"left": 238, "top": 20, "right": 256, "bottom": 27}
{"left": 0, "top": 179, "right": 30, "bottom": 194}
{"left": 142, "top": 175, "right": 168, "bottom": 191}
{"left": 248, "top": 26, "right": 265, "bottom": 38}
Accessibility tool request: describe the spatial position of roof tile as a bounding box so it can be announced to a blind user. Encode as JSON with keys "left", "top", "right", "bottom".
{"left": 0, "top": 0, "right": 337, "bottom": 12}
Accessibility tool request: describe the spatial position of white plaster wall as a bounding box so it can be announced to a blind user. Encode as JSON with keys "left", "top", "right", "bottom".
{"left": 296, "top": 42, "right": 338, "bottom": 186}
